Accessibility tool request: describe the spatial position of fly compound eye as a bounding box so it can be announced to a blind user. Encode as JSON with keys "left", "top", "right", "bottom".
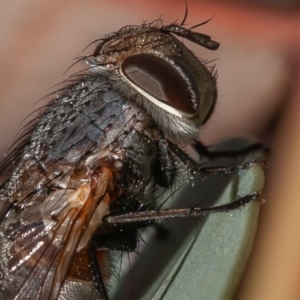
{"left": 120, "top": 53, "right": 198, "bottom": 117}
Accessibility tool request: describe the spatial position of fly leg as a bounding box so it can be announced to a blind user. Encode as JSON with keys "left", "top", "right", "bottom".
{"left": 91, "top": 231, "right": 137, "bottom": 252}
{"left": 167, "top": 139, "right": 267, "bottom": 176}
{"left": 87, "top": 231, "right": 138, "bottom": 299}
{"left": 103, "top": 192, "right": 260, "bottom": 225}
{"left": 88, "top": 245, "right": 110, "bottom": 300}
{"left": 192, "top": 140, "right": 269, "bottom": 159}
{"left": 198, "top": 159, "right": 267, "bottom": 175}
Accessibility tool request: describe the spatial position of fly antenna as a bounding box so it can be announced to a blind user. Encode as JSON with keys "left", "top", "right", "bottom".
{"left": 189, "top": 14, "right": 215, "bottom": 31}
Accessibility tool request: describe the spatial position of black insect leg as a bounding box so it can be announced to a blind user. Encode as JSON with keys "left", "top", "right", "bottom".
{"left": 167, "top": 139, "right": 267, "bottom": 176}
{"left": 91, "top": 231, "right": 137, "bottom": 252}
{"left": 88, "top": 231, "right": 138, "bottom": 298}
{"left": 103, "top": 192, "right": 260, "bottom": 225}
{"left": 88, "top": 245, "right": 110, "bottom": 300}
{"left": 199, "top": 158, "right": 267, "bottom": 175}
{"left": 192, "top": 140, "right": 269, "bottom": 159}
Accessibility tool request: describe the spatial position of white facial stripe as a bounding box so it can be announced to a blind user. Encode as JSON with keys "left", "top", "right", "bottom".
{"left": 120, "top": 68, "right": 194, "bottom": 120}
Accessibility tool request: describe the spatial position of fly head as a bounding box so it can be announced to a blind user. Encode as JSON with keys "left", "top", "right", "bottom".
{"left": 87, "top": 20, "right": 219, "bottom": 143}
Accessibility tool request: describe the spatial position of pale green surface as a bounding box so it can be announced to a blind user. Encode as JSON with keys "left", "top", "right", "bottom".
{"left": 149, "top": 164, "right": 264, "bottom": 300}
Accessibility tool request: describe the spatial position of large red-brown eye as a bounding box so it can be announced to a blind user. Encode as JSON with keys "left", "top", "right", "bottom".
{"left": 121, "top": 53, "right": 197, "bottom": 114}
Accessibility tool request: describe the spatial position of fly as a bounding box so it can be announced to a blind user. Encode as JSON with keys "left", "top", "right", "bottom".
{"left": 0, "top": 16, "right": 267, "bottom": 300}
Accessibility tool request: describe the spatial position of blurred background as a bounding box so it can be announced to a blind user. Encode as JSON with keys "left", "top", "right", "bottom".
{"left": 0, "top": 0, "right": 300, "bottom": 299}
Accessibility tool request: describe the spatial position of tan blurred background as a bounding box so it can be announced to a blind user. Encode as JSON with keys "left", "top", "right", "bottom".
{"left": 0, "top": 0, "right": 300, "bottom": 299}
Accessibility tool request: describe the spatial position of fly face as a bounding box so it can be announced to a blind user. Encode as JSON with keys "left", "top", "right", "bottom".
{"left": 0, "top": 18, "right": 266, "bottom": 300}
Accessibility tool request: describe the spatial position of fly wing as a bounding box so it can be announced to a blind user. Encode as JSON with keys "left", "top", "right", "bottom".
{"left": 0, "top": 69, "right": 142, "bottom": 300}
{"left": 0, "top": 166, "right": 114, "bottom": 300}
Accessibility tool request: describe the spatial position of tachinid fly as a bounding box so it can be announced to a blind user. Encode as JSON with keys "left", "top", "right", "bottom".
{"left": 0, "top": 17, "right": 266, "bottom": 300}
